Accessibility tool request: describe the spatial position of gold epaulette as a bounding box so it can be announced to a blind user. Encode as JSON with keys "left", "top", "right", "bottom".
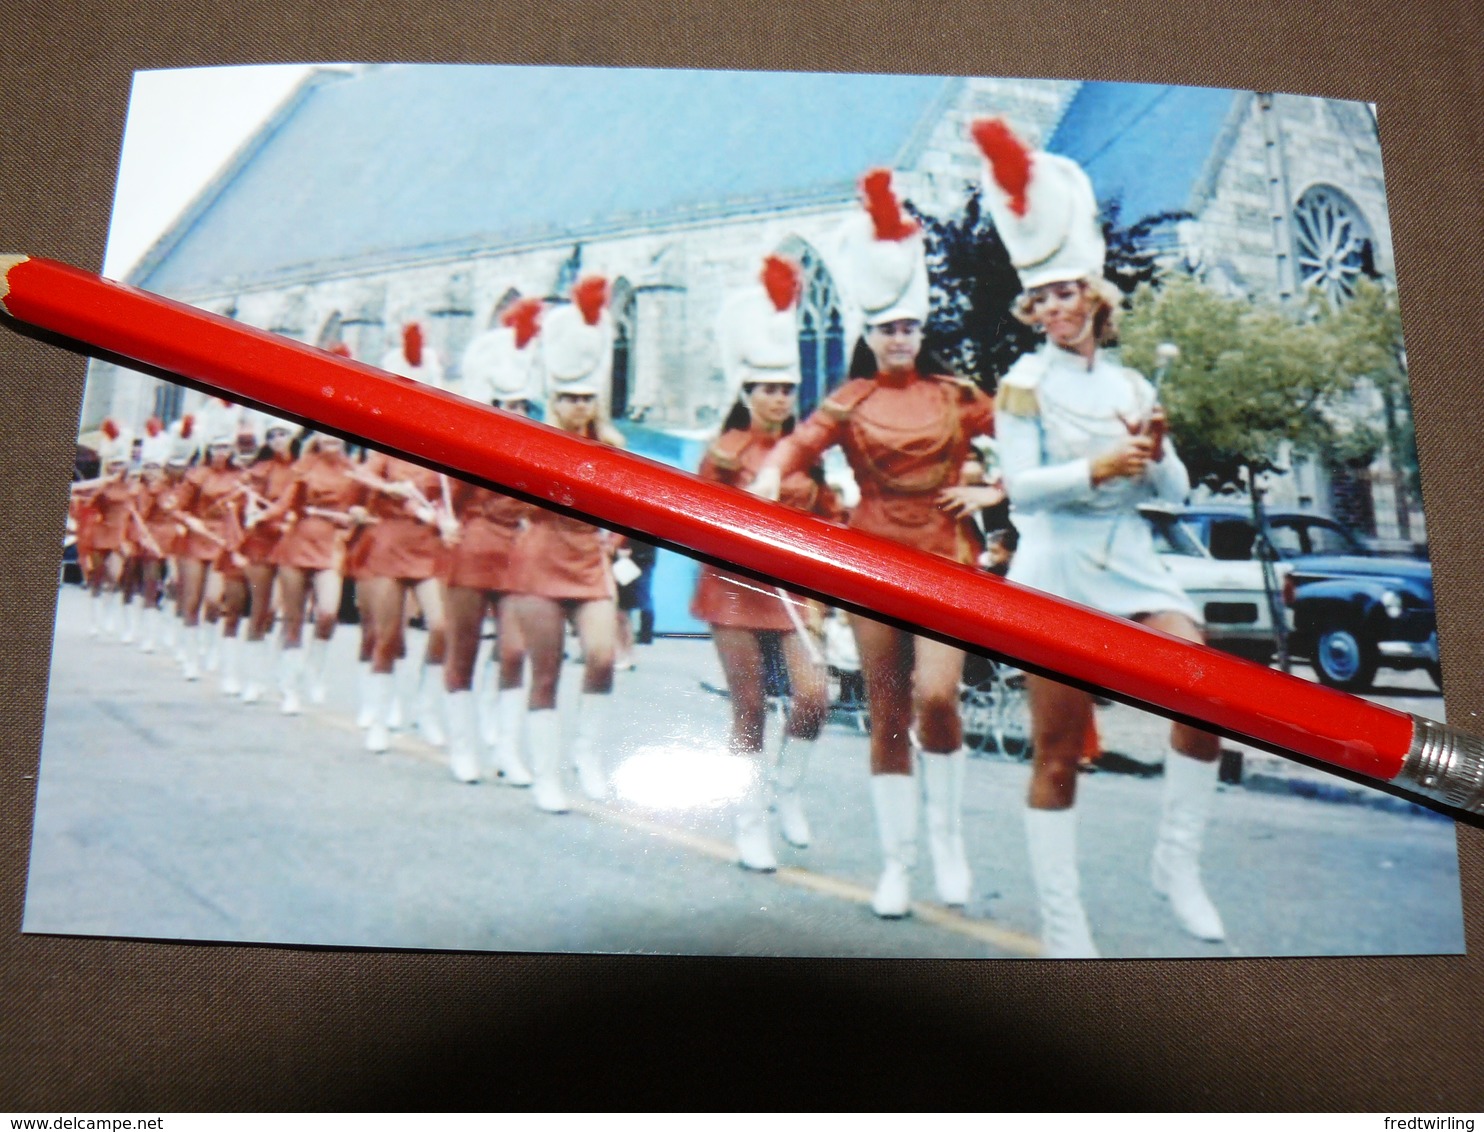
{"left": 706, "top": 430, "right": 750, "bottom": 473}
{"left": 819, "top": 379, "right": 875, "bottom": 421}
{"left": 995, "top": 383, "right": 1041, "bottom": 418}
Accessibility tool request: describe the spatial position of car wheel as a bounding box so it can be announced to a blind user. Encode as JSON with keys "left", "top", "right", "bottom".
{"left": 1313, "top": 625, "right": 1378, "bottom": 692}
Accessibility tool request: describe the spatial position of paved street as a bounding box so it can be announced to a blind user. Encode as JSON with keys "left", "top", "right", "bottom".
{"left": 23, "top": 585, "right": 1465, "bottom": 959}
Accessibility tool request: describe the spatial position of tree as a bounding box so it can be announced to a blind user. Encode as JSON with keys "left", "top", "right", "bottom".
{"left": 1119, "top": 276, "right": 1368, "bottom": 494}
{"left": 914, "top": 192, "right": 1187, "bottom": 390}
{"left": 1315, "top": 278, "right": 1418, "bottom": 538}
{"left": 914, "top": 191, "right": 1038, "bottom": 390}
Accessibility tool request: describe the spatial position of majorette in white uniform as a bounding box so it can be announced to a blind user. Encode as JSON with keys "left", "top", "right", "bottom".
{"left": 976, "top": 117, "right": 1225, "bottom": 957}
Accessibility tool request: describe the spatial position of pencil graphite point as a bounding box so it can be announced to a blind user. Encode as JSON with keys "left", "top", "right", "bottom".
{"left": 0, "top": 254, "right": 28, "bottom": 314}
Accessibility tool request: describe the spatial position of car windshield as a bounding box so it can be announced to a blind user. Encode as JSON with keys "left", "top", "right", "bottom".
{"left": 1267, "top": 516, "right": 1368, "bottom": 557}
{"left": 1145, "top": 513, "right": 1206, "bottom": 557}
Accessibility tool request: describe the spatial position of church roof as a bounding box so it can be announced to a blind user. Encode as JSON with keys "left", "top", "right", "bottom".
{"left": 1048, "top": 82, "right": 1241, "bottom": 222}
{"left": 133, "top": 65, "right": 955, "bottom": 296}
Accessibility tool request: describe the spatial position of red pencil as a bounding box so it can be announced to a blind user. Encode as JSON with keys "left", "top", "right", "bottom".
{"left": 3, "top": 253, "right": 1480, "bottom": 816}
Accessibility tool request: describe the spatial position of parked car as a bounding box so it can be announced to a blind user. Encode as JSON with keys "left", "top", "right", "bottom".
{"left": 1173, "top": 504, "right": 1437, "bottom": 692}
{"left": 1140, "top": 504, "right": 1290, "bottom": 661}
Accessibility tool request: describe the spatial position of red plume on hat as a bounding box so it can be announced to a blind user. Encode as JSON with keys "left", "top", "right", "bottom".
{"left": 101, "top": 418, "right": 120, "bottom": 441}
{"left": 324, "top": 341, "right": 352, "bottom": 359}
{"left": 971, "top": 117, "right": 1032, "bottom": 218}
{"left": 402, "top": 323, "right": 424, "bottom": 368}
{"left": 179, "top": 414, "right": 195, "bottom": 439}
{"left": 860, "top": 169, "right": 919, "bottom": 241}
{"left": 501, "top": 298, "right": 545, "bottom": 349}
{"left": 761, "top": 255, "right": 802, "bottom": 312}
{"left": 145, "top": 417, "right": 163, "bottom": 437}
{"left": 572, "top": 276, "right": 609, "bottom": 327}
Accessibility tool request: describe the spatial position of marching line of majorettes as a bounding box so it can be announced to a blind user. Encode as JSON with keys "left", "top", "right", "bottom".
{"left": 69, "top": 119, "right": 1232, "bottom": 958}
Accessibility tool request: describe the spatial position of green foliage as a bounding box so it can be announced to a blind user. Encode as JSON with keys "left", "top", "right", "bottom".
{"left": 1120, "top": 277, "right": 1388, "bottom": 492}
{"left": 1120, "top": 276, "right": 1365, "bottom": 658}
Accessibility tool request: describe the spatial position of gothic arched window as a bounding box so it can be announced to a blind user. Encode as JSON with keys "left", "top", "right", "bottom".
{"left": 610, "top": 278, "right": 637, "bottom": 421}
{"left": 775, "top": 237, "right": 846, "bottom": 419}
{"left": 1293, "top": 185, "right": 1376, "bottom": 305}
{"left": 316, "top": 311, "right": 344, "bottom": 348}
{"left": 486, "top": 288, "right": 522, "bottom": 329}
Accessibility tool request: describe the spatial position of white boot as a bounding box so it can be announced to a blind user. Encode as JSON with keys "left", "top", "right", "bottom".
{"left": 138, "top": 607, "right": 161, "bottom": 654}
{"left": 203, "top": 626, "right": 222, "bottom": 673}
{"left": 527, "top": 708, "right": 569, "bottom": 814}
{"left": 387, "top": 660, "right": 409, "bottom": 731}
{"left": 921, "top": 749, "right": 972, "bottom": 906}
{"left": 869, "top": 774, "right": 918, "bottom": 918}
{"left": 180, "top": 624, "right": 202, "bottom": 681}
{"left": 477, "top": 656, "right": 500, "bottom": 746}
{"left": 1152, "top": 753, "right": 1226, "bottom": 942}
{"left": 489, "top": 686, "right": 533, "bottom": 787}
{"left": 102, "top": 590, "right": 123, "bottom": 638}
{"left": 735, "top": 763, "right": 778, "bottom": 872}
{"left": 305, "top": 637, "right": 330, "bottom": 704}
{"left": 88, "top": 591, "right": 103, "bottom": 638}
{"left": 415, "top": 665, "right": 447, "bottom": 747}
{"left": 218, "top": 635, "right": 243, "bottom": 696}
{"left": 572, "top": 691, "right": 610, "bottom": 801}
{"left": 1024, "top": 807, "right": 1099, "bottom": 959}
{"left": 364, "top": 673, "right": 393, "bottom": 753}
{"left": 773, "top": 735, "right": 814, "bottom": 849}
{"left": 355, "top": 661, "right": 375, "bottom": 728}
{"left": 120, "top": 600, "right": 139, "bottom": 644}
{"left": 445, "top": 690, "right": 482, "bottom": 784}
{"left": 279, "top": 646, "right": 305, "bottom": 715}
{"left": 239, "top": 639, "right": 268, "bottom": 704}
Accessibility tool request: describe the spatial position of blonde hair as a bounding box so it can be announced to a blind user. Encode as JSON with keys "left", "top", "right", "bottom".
{"left": 1012, "top": 276, "right": 1123, "bottom": 345}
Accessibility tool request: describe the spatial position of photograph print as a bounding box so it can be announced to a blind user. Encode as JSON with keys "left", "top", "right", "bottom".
{"left": 24, "top": 63, "right": 1463, "bottom": 959}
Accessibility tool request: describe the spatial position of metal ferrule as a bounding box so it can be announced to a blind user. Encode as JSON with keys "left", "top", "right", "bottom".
{"left": 1393, "top": 716, "right": 1484, "bottom": 814}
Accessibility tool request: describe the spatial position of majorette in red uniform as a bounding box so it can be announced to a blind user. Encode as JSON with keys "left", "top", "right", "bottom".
{"left": 129, "top": 418, "right": 176, "bottom": 654}
{"left": 506, "top": 276, "right": 625, "bottom": 814}
{"left": 174, "top": 399, "right": 248, "bottom": 682}
{"left": 691, "top": 254, "right": 844, "bottom": 873}
{"left": 234, "top": 413, "right": 300, "bottom": 705}
{"left": 356, "top": 323, "right": 455, "bottom": 754}
{"left": 76, "top": 419, "right": 136, "bottom": 638}
{"left": 975, "top": 119, "right": 1224, "bottom": 957}
{"left": 155, "top": 414, "right": 199, "bottom": 659}
{"left": 206, "top": 416, "right": 269, "bottom": 697}
{"left": 752, "top": 170, "right": 996, "bottom": 918}
{"left": 262, "top": 345, "right": 363, "bottom": 715}
{"left": 439, "top": 299, "right": 545, "bottom": 787}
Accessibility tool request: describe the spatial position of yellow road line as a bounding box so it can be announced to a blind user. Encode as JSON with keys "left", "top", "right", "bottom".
{"left": 165, "top": 646, "right": 1041, "bottom": 957}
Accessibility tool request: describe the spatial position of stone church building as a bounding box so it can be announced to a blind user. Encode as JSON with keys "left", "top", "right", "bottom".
{"left": 88, "top": 64, "right": 1411, "bottom": 542}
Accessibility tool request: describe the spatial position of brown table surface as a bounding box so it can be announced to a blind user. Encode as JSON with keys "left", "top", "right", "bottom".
{"left": 3, "top": 0, "right": 1482, "bottom": 1110}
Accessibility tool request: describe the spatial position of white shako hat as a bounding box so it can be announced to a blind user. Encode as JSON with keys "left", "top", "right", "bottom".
{"left": 972, "top": 117, "right": 1105, "bottom": 291}
{"left": 198, "top": 397, "right": 243, "bottom": 449}
{"left": 462, "top": 298, "right": 544, "bottom": 404}
{"left": 97, "top": 418, "right": 134, "bottom": 466}
{"left": 379, "top": 322, "right": 445, "bottom": 389}
{"left": 167, "top": 413, "right": 198, "bottom": 465}
{"left": 138, "top": 417, "right": 172, "bottom": 466}
{"left": 541, "top": 276, "right": 613, "bottom": 398}
{"left": 836, "top": 169, "right": 930, "bottom": 331}
{"left": 718, "top": 254, "right": 803, "bottom": 406}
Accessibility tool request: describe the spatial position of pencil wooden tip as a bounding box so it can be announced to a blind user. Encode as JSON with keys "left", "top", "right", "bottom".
{"left": 0, "top": 254, "right": 29, "bottom": 314}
